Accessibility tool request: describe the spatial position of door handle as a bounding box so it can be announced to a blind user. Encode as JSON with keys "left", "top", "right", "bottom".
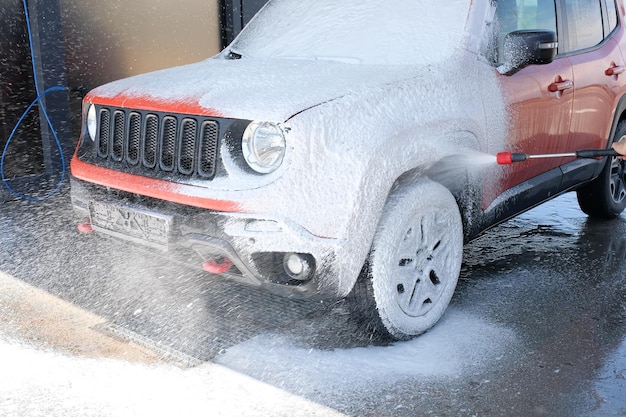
{"left": 605, "top": 65, "right": 626, "bottom": 76}
{"left": 548, "top": 79, "right": 573, "bottom": 93}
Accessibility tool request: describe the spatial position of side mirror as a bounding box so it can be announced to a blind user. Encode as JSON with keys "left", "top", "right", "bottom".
{"left": 498, "top": 30, "right": 558, "bottom": 75}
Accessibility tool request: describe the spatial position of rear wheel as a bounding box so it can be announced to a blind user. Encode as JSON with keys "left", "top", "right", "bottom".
{"left": 350, "top": 180, "right": 463, "bottom": 340}
{"left": 577, "top": 121, "right": 626, "bottom": 218}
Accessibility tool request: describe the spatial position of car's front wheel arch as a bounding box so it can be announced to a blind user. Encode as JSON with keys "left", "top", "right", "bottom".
{"left": 346, "top": 178, "right": 464, "bottom": 340}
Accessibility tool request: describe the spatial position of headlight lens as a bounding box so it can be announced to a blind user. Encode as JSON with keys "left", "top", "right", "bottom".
{"left": 242, "top": 121, "right": 286, "bottom": 174}
{"left": 86, "top": 104, "right": 97, "bottom": 142}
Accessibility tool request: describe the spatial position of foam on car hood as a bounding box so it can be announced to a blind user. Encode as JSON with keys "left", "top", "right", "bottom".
{"left": 87, "top": 56, "right": 424, "bottom": 122}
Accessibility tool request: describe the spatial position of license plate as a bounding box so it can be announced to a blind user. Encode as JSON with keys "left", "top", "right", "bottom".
{"left": 89, "top": 201, "right": 172, "bottom": 250}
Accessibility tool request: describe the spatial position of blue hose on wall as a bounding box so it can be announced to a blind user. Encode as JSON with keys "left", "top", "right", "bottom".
{"left": 0, "top": 0, "right": 67, "bottom": 201}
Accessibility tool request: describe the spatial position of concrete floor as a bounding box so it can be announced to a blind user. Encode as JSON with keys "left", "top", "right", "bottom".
{"left": 0, "top": 185, "right": 624, "bottom": 416}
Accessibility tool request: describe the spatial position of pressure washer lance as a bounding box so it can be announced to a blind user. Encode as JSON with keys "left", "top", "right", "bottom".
{"left": 496, "top": 148, "right": 620, "bottom": 165}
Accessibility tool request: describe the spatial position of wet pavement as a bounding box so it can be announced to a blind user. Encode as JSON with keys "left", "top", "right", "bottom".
{"left": 0, "top": 185, "right": 625, "bottom": 416}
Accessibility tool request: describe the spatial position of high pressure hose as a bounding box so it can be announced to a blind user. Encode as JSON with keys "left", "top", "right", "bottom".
{"left": 0, "top": 0, "right": 67, "bottom": 201}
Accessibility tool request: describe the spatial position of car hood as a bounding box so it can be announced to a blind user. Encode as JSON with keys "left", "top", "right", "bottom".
{"left": 86, "top": 56, "right": 422, "bottom": 121}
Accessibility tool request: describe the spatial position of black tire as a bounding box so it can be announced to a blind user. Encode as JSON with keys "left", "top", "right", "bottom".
{"left": 576, "top": 121, "right": 626, "bottom": 219}
{"left": 347, "top": 180, "right": 463, "bottom": 341}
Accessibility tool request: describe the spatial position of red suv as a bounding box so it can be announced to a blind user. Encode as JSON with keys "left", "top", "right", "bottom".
{"left": 70, "top": 0, "right": 626, "bottom": 340}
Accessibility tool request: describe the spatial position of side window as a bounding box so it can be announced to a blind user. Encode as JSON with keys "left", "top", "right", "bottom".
{"left": 492, "top": 0, "right": 557, "bottom": 64}
{"left": 562, "top": 0, "right": 604, "bottom": 51}
{"left": 605, "top": 0, "right": 618, "bottom": 33}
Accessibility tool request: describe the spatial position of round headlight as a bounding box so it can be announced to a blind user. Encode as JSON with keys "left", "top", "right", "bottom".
{"left": 86, "top": 104, "right": 97, "bottom": 142}
{"left": 242, "top": 121, "right": 286, "bottom": 174}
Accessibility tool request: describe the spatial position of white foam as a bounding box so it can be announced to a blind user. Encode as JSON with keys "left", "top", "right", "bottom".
{"left": 232, "top": 0, "right": 470, "bottom": 66}
{"left": 216, "top": 309, "right": 516, "bottom": 393}
{"left": 0, "top": 337, "right": 346, "bottom": 417}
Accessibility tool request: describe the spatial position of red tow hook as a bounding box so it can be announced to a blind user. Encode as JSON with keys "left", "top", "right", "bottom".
{"left": 77, "top": 222, "right": 94, "bottom": 233}
{"left": 202, "top": 257, "right": 233, "bottom": 274}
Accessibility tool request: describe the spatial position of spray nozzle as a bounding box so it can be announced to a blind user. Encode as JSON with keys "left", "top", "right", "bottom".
{"left": 496, "top": 149, "right": 621, "bottom": 165}
{"left": 496, "top": 152, "right": 528, "bottom": 165}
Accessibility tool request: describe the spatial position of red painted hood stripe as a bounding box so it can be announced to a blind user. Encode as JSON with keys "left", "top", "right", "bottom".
{"left": 86, "top": 92, "right": 224, "bottom": 118}
{"left": 70, "top": 158, "right": 242, "bottom": 213}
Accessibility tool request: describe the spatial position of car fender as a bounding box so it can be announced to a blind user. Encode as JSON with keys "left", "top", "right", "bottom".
{"left": 286, "top": 59, "right": 504, "bottom": 296}
{"left": 607, "top": 93, "right": 626, "bottom": 148}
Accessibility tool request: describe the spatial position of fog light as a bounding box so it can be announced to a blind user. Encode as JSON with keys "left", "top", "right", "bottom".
{"left": 283, "top": 253, "right": 312, "bottom": 281}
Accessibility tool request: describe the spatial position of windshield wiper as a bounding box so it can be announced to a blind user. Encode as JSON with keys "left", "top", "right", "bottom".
{"left": 225, "top": 50, "right": 243, "bottom": 60}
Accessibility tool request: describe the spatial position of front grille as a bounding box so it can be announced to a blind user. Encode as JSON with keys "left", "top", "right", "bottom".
{"left": 94, "top": 107, "right": 219, "bottom": 179}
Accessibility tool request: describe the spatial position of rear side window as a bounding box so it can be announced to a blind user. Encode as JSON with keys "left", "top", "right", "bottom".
{"left": 562, "top": 0, "right": 604, "bottom": 51}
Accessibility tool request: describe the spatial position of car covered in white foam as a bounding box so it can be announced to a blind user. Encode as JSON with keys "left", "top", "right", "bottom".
{"left": 70, "top": 0, "right": 626, "bottom": 339}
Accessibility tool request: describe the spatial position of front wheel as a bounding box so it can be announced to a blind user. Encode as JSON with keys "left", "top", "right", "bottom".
{"left": 350, "top": 180, "right": 463, "bottom": 340}
{"left": 577, "top": 121, "right": 626, "bottom": 219}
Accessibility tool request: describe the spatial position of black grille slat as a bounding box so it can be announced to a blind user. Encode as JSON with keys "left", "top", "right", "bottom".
{"left": 178, "top": 119, "right": 197, "bottom": 175}
{"left": 97, "top": 109, "right": 111, "bottom": 158}
{"left": 94, "top": 107, "right": 220, "bottom": 180}
{"left": 143, "top": 114, "right": 158, "bottom": 169}
{"left": 112, "top": 110, "right": 125, "bottom": 161}
{"left": 198, "top": 121, "right": 218, "bottom": 177}
{"left": 127, "top": 112, "right": 142, "bottom": 165}
{"left": 160, "top": 116, "right": 177, "bottom": 172}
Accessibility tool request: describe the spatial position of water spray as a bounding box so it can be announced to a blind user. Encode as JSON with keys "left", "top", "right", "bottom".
{"left": 495, "top": 148, "right": 620, "bottom": 165}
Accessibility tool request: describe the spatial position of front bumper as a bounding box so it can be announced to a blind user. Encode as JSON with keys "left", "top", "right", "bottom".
{"left": 70, "top": 177, "right": 343, "bottom": 299}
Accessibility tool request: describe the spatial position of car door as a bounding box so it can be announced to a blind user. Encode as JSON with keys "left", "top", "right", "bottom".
{"left": 559, "top": 0, "right": 626, "bottom": 189}
{"left": 483, "top": 0, "right": 574, "bottom": 209}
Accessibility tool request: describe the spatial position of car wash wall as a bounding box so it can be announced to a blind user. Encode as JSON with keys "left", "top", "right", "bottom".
{"left": 0, "top": 0, "right": 267, "bottom": 201}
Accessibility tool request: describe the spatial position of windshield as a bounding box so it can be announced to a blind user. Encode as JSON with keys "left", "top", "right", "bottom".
{"left": 229, "top": 0, "right": 472, "bottom": 66}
